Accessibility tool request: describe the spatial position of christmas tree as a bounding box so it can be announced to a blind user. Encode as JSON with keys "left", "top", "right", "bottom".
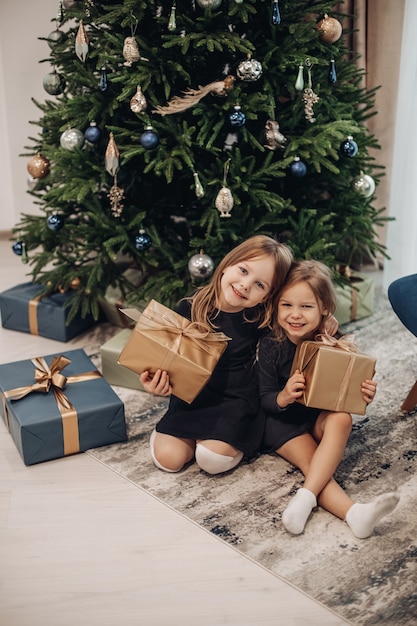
{"left": 13, "top": 0, "right": 385, "bottom": 322}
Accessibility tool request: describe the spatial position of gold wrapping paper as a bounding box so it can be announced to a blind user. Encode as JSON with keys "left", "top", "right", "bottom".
{"left": 118, "top": 300, "right": 230, "bottom": 403}
{"left": 290, "top": 340, "right": 376, "bottom": 415}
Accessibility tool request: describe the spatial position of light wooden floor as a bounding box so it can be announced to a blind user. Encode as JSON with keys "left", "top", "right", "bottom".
{"left": 0, "top": 234, "right": 349, "bottom": 626}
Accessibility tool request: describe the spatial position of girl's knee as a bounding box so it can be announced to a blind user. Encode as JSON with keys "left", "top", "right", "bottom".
{"left": 195, "top": 443, "right": 243, "bottom": 475}
{"left": 149, "top": 429, "right": 193, "bottom": 473}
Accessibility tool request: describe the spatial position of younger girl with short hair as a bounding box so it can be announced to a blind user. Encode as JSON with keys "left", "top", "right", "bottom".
{"left": 258, "top": 259, "right": 399, "bottom": 538}
{"left": 140, "top": 235, "right": 294, "bottom": 475}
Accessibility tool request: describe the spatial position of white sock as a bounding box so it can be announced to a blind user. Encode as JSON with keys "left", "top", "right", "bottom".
{"left": 345, "top": 492, "right": 400, "bottom": 539}
{"left": 282, "top": 488, "right": 317, "bottom": 535}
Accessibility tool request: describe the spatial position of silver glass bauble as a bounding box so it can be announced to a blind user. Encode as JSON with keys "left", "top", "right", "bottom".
{"left": 188, "top": 253, "right": 214, "bottom": 279}
{"left": 60, "top": 128, "right": 85, "bottom": 150}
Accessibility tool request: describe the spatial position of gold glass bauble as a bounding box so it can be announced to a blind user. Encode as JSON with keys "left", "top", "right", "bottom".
{"left": 27, "top": 154, "right": 50, "bottom": 179}
{"left": 317, "top": 14, "right": 343, "bottom": 44}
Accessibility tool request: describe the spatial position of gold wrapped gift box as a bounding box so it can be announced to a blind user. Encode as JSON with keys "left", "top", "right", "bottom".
{"left": 290, "top": 340, "right": 376, "bottom": 415}
{"left": 118, "top": 300, "right": 230, "bottom": 404}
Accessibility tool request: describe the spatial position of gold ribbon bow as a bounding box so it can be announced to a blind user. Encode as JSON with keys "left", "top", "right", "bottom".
{"left": 315, "top": 333, "right": 358, "bottom": 353}
{"left": 2, "top": 355, "right": 102, "bottom": 455}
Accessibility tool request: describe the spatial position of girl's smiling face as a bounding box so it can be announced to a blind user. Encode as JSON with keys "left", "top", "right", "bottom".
{"left": 219, "top": 255, "right": 274, "bottom": 313}
{"left": 278, "top": 280, "right": 328, "bottom": 344}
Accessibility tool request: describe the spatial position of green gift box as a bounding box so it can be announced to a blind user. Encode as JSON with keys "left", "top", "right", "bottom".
{"left": 334, "top": 271, "right": 374, "bottom": 326}
{"left": 0, "top": 282, "right": 95, "bottom": 342}
{"left": 98, "top": 268, "right": 145, "bottom": 328}
{"left": 101, "top": 329, "right": 145, "bottom": 391}
{"left": 0, "top": 349, "right": 127, "bottom": 466}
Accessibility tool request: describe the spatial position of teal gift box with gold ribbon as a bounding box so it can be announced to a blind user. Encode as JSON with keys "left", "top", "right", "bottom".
{"left": 0, "top": 349, "right": 126, "bottom": 465}
{"left": 0, "top": 282, "right": 95, "bottom": 342}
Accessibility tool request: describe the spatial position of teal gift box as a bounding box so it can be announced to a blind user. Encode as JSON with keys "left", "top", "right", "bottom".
{"left": 0, "top": 349, "right": 127, "bottom": 466}
{"left": 0, "top": 282, "right": 95, "bottom": 342}
{"left": 101, "top": 329, "right": 145, "bottom": 391}
{"left": 334, "top": 271, "right": 374, "bottom": 326}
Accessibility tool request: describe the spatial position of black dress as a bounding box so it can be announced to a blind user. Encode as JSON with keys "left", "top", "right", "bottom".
{"left": 258, "top": 333, "right": 320, "bottom": 453}
{"left": 155, "top": 299, "right": 266, "bottom": 459}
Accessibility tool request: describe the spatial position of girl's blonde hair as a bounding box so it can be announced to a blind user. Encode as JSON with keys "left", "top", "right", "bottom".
{"left": 186, "top": 235, "right": 294, "bottom": 330}
{"left": 272, "top": 259, "right": 337, "bottom": 340}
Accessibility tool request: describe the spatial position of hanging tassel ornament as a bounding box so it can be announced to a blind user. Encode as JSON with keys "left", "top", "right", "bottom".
{"left": 272, "top": 0, "right": 281, "bottom": 25}
{"left": 105, "top": 133, "right": 120, "bottom": 176}
{"left": 123, "top": 13, "right": 140, "bottom": 67}
{"left": 75, "top": 19, "right": 89, "bottom": 62}
{"left": 130, "top": 86, "right": 147, "bottom": 114}
{"left": 193, "top": 172, "right": 205, "bottom": 199}
{"left": 153, "top": 75, "right": 235, "bottom": 115}
{"left": 215, "top": 159, "right": 234, "bottom": 218}
{"left": 108, "top": 177, "right": 125, "bottom": 218}
{"left": 302, "top": 58, "right": 319, "bottom": 123}
{"left": 168, "top": 2, "right": 177, "bottom": 31}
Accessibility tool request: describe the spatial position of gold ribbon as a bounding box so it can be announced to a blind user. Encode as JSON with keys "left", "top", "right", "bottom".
{"left": 315, "top": 333, "right": 358, "bottom": 353}
{"left": 29, "top": 295, "right": 42, "bottom": 335}
{"left": 2, "top": 355, "right": 102, "bottom": 455}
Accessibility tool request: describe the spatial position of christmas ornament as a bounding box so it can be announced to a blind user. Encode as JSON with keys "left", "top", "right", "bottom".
{"left": 302, "top": 59, "right": 319, "bottom": 123}
{"left": 123, "top": 37, "right": 140, "bottom": 66}
{"left": 62, "top": 0, "right": 78, "bottom": 8}
{"left": 264, "top": 120, "right": 287, "bottom": 151}
{"left": 289, "top": 157, "right": 307, "bottom": 178}
{"left": 237, "top": 55, "right": 263, "bottom": 82}
{"left": 27, "top": 154, "right": 50, "bottom": 179}
{"left": 108, "top": 180, "right": 125, "bottom": 217}
{"left": 295, "top": 64, "right": 304, "bottom": 91}
{"left": 47, "top": 214, "right": 65, "bottom": 231}
{"left": 223, "top": 132, "right": 238, "bottom": 152}
{"left": 215, "top": 159, "right": 233, "bottom": 218}
{"left": 140, "top": 126, "right": 159, "bottom": 149}
{"left": 352, "top": 172, "right": 375, "bottom": 197}
{"left": 105, "top": 133, "right": 120, "bottom": 176}
{"left": 193, "top": 172, "right": 205, "bottom": 198}
{"left": 229, "top": 105, "right": 246, "bottom": 127}
{"left": 135, "top": 229, "right": 152, "bottom": 251}
{"left": 272, "top": 0, "right": 281, "bottom": 25}
{"left": 12, "top": 241, "right": 24, "bottom": 256}
{"left": 168, "top": 2, "right": 176, "bottom": 31}
{"left": 188, "top": 251, "right": 214, "bottom": 279}
{"left": 47, "top": 28, "right": 65, "bottom": 49}
{"left": 84, "top": 121, "right": 102, "bottom": 144}
{"left": 317, "top": 14, "right": 343, "bottom": 44}
{"left": 75, "top": 19, "right": 89, "bottom": 62}
{"left": 99, "top": 66, "right": 108, "bottom": 91}
{"left": 42, "top": 71, "right": 65, "bottom": 95}
{"left": 130, "top": 86, "right": 147, "bottom": 114}
{"left": 196, "top": 0, "right": 222, "bottom": 8}
{"left": 27, "top": 174, "right": 38, "bottom": 190}
{"left": 153, "top": 75, "right": 235, "bottom": 115}
{"left": 60, "top": 127, "right": 85, "bottom": 150}
{"left": 328, "top": 59, "right": 337, "bottom": 84}
{"left": 340, "top": 136, "right": 358, "bottom": 157}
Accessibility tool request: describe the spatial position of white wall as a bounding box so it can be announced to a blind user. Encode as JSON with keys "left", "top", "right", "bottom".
{"left": 0, "top": 0, "right": 53, "bottom": 232}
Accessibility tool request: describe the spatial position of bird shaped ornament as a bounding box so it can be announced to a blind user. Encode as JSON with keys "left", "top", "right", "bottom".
{"left": 123, "top": 36, "right": 140, "bottom": 66}
{"left": 153, "top": 75, "right": 235, "bottom": 115}
{"left": 264, "top": 120, "right": 287, "bottom": 151}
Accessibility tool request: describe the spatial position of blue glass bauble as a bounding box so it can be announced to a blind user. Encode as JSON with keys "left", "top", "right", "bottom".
{"left": 289, "top": 158, "right": 307, "bottom": 178}
{"left": 135, "top": 231, "right": 152, "bottom": 251}
{"left": 140, "top": 127, "right": 159, "bottom": 150}
{"left": 12, "top": 241, "right": 23, "bottom": 256}
{"left": 47, "top": 214, "right": 65, "bottom": 231}
{"left": 84, "top": 122, "right": 102, "bottom": 144}
{"left": 328, "top": 59, "right": 337, "bottom": 85}
{"left": 229, "top": 106, "right": 246, "bottom": 127}
{"left": 340, "top": 137, "right": 358, "bottom": 157}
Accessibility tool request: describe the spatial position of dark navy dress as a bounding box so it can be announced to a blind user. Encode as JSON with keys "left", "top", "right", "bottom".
{"left": 258, "top": 334, "right": 320, "bottom": 453}
{"left": 155, "top": 299, "right": 266, "bottom": 459}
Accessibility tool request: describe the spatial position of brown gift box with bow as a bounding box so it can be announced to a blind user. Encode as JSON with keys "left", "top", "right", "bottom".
{"left": 290, "top": 339, "right": 376, "bottom": 415}
{"left": 117, "top": 300, "right": 230, "bottom": 404}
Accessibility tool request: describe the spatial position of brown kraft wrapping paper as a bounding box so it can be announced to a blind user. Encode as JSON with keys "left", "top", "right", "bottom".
{"left": 290, "top": 340, "right": 376, "bottom": 415}
{"left": 117, "top": 299, "right": 230, "bottom": 404}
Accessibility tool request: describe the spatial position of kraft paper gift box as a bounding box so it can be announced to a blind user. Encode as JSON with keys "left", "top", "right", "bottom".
{"left": 101, "top": 329, "right": 145, "bottom": 391}
{"left": 0, "top": 349, "right": 127, "bottom": 466}
{"left": 290, "top": 339, "right": 376, "bottom": 415}
{"left": 118, "top": 299, "right": 230, "bottom": 404}
{"left": 334, "top": 271, "right": 374, "bottom": 326}
{"left": 0, "top": 282, "right": 95, "bottom": 342}
{"left": 98, "top": 268, "right": 145, "bottom": 328}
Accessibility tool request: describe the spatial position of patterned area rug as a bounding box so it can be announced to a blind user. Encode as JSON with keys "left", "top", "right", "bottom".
{"left": 86, "top": 282, "right": 417, "bottom": 626}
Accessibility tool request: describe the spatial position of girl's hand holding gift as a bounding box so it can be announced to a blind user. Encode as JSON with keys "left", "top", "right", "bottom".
{"left": 140, "top": 369, "right": 172, "bottom": 396}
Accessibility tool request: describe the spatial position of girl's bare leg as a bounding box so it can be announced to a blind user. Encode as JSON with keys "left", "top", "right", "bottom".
{"left": 150, "top": 430, "right": 195, "bottom": 472}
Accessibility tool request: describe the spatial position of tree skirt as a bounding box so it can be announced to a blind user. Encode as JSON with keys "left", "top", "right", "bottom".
{"left": 86, "top": 286, "right": 417, "bottom": 626}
